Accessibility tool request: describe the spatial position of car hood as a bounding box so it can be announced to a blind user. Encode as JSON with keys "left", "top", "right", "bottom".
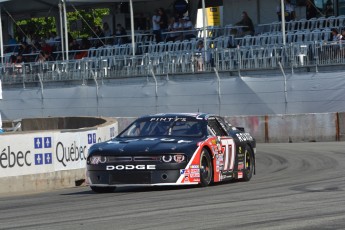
{"left": 89, "top": 137, "right": 202, "bottom": 156}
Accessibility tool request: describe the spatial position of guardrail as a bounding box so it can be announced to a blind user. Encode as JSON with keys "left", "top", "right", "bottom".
{"left": 1, "top": 41, "right": 345, "bottom": 86}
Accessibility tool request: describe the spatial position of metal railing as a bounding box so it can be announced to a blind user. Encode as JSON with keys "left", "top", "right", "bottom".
{"left": 2, "top": 41, "right": 345, "bottom": 86}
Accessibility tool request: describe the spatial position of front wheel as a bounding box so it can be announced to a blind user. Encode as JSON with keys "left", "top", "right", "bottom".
{"left": 90, "top": 186, "right": 116, "bottom": 193}
{"left": 242, "top": 146, "right": 254, "bottom": 182}
{"left": 200, "top": 148, "right": 213, "bottom": 187}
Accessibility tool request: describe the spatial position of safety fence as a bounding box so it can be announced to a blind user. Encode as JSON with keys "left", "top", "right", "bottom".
{"left": 1, "top": 41, "right": 345, "bottom": 85}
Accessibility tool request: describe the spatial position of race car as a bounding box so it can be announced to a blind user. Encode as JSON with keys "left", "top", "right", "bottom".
{"left": 86, "top": 113, "right": 256, "bottom": 192}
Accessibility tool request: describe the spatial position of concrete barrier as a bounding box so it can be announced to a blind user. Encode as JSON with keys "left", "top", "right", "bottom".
{"left": 224, "top": 116, "right": 266, "bottom": 143}
{"left": 226, "top": 113, "right": 340, "bottom": 143}
{"left": 117, "top": 113, "right": 342, "bottom": 143}
{"left": 0, "top": 117, "right": 118, "bottom": 195}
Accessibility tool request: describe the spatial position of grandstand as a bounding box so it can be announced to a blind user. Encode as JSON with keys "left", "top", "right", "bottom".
{"left": 1, "top": 0, "right": 345, "bottom": 120}
{"left": 2, "top": 15, "right": 345, "bottom": 85}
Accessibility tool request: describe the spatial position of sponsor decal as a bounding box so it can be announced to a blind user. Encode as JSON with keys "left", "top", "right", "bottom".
{"left": 236, "top": 133, "right": 253, "bottom": 142}
{"left": 190, "top": 165, "right": 199, "bottom": 169}
{"left": 149, "top": 117, "right": 187, "bottom": 122}
{"left": 190, "top": 169, "right": 199, "bottom": 173}
{"left": 180, "top": 169, "right": 190, "bottom": 175}
{"left": 106, "top": 165, "right": 156, "bottom": 170}
{"left": 190, "top": 173, "right": 200, "bottom": 178}
{"left": 238, "top": 163, "right": 244, "bottom": 170}
{"left": 238, "top": 172, "right": 243, "bottom": 179}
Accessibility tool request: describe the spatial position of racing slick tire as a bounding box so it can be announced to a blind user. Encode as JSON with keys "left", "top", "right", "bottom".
{"left": 242, "top": 145, "right": 254, "bottom": 182}
{"left": 90, "top": 186, "right": 116, "bottom": 193}
{"left": 200, "top": 148, "right": 213, "bottom": 187}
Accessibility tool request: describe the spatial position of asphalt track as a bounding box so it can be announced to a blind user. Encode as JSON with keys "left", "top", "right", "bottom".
{"left": 0, "top": 142, "right": 344, "bottom": 230}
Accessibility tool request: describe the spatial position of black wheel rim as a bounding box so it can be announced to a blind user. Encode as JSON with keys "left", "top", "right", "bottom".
{"left": 245, "top": 149, "right": 252, "bottom": 174}
{"left": 201, "top": 154, "right": 211, "bottom": 182}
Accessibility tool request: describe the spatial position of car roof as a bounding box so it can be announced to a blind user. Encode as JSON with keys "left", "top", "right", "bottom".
{"left": 140, "top": 113, "right": 214, "bottom": 120}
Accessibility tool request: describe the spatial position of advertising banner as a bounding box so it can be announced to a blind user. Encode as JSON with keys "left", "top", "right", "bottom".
{"left": 0, "top": 122, "right": 117, "bottom": 178}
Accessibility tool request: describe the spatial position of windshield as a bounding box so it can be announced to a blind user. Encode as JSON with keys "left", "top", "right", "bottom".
{"left": 119, "top": 117, "right": 205, "bottom": 138}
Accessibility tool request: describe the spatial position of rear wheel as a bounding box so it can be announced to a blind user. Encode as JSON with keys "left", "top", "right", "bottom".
{"left": 90, "top": 186, "right": 116, "bottom": 193}
{"left": 242, "top": 146, "right": 254, "bottom": 181}
{"left": 200, "top": 148, "right": 213, "bottom": 187}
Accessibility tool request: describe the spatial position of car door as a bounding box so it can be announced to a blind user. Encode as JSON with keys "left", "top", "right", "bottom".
{"left": 207, "top": 116, "right": 236, "bottom": 175}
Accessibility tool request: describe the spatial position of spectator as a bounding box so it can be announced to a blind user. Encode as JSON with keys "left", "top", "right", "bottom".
{"left": 40, "top": 40, "right": 53, "bottom": 54}
{"left": 43, "top": 51, "right": 54, "bottom": 62}
{"left": 306, "top": 0, "right": 318, "bottom": 20}
{"left": 17, "top": 42, "right": 31, "bottom": 62}
{"left": 341, "top": 29, "right": 345, "bottom": 40}
{"left": 69, "top": 38, "right": 80, "bottom": 51}
{"left": 195, "top": 40, "right": 211, "bottom": 71}
{"left": 93, "top": 26, "right": 104, "bottom": 47}
{"left": 235, "top": 11, "right": 255, "bottom": 36}
{"left": 331, "top": 28, "right": 342, "bottom": 41}
{"left": 276, "top": 0, "right": 296, "bottom": 22}
{"left": 166, "top": 17, "right": 180, "bottom": 42}
{"left": 181, "top": 16, "right": 196, "bottom": 40}
{"left": 114, "top": 23, "right": 128, "bottom": 45}
{"left": 152, "top": 9, "right": 161, "bottom": 42}
{"left": 103, "top": 22, "right": 112, "bottom": 37}
{"left": 36, "top": 51, "right": 46, "bottom": 63}
{"left": 75, "top": 38, "right": 91, "bottom": 59}
{"left": 158, "top": 8, "right": 168, "bottom": 40}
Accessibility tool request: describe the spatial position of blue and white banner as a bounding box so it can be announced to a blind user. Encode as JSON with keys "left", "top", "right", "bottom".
{"left": 0, "top": 121, "right": 118, "bottom": 177}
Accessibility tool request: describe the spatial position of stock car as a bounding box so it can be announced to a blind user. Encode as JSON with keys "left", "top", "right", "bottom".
{"left": 86, "top": 113, "right": 256, "bottom": 193}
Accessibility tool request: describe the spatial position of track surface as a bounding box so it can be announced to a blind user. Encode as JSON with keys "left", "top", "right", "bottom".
{"left": 0, "top": 142, "right": 344, "bottom": 230}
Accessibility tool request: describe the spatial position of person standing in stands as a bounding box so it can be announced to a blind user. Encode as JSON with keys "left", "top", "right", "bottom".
{"left": 152, "top": 9, "right": 161, "bottom": 42}
{"left": 114, "top": 23, "right": 128, "bottom": 45}
{"left": 235, "top": 11, "right": 255, "bottom": 36}
{"left": 103, "top": 22, "right": 112, "bottom": 37}
{"left": 276, "top": 0, "right": 296, "bottom": 22}
{"left": 158, "top": 8, "right": 168, "bottom": 41}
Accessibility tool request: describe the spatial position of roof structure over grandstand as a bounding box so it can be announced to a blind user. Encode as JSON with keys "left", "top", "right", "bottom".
{"left": 0, "top": 0, "right": 154, "bottom": 16}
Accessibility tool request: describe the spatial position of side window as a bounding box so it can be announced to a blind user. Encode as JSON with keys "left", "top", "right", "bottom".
{"left": 207, "top": 117, "right": 228, "bottom": 136}
{"left": 215, "top": 117, "right": 232, "bottom": 134}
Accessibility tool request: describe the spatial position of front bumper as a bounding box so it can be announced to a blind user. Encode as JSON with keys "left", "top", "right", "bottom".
{"left": 87, "top": 169, "right": 189, "bottom": 186}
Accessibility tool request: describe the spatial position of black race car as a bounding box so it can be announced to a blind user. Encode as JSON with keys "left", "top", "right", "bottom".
{"left": 86, "top": 113, "right": 256, "bottom": 192}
